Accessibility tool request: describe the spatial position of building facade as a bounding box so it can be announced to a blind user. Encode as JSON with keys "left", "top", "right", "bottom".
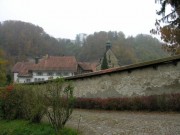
{"left": 12, "top": 56, "right": 78, "bottom": 83}
{"left": 12, "top": 55, "right": 96, "bottom": 83}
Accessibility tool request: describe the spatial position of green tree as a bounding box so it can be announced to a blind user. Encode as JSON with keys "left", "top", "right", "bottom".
{"left": 0, "top": 49, "right": 7, "bottom": 86}
{"left": 101, "top": 54, "right": 108, "bottom": 70}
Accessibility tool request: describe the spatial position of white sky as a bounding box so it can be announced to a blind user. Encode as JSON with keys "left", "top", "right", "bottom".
{"left": 0, "top": 0, "right": 161, "bottom": 39}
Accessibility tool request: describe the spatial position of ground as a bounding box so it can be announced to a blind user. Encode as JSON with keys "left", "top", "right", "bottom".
{"left": 66, "top": 109, "right": 180, "bottom": 135}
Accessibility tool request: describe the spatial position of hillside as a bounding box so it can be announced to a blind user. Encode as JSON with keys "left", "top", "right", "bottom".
{"left": 0, "top": 20, "right": 168, "bottom": 69}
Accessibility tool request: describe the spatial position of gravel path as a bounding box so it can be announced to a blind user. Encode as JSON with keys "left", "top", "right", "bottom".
{"left": 66, "top": 109, "right": 180, "bottom": 135}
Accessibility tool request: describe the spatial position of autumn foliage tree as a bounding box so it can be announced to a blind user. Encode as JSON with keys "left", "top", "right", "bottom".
{"left": 152, "top": 0, "right": 180, "bottom": 55}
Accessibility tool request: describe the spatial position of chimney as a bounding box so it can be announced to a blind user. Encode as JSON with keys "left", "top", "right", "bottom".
{"left": 106, "top": 40, "right": 112, "bottom": 51}
{"left": 35, "top": 57, "right": 40, "bottom": 64}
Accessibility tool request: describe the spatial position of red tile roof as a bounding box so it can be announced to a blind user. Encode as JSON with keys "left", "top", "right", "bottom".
{"left": 12, "top": 62, "right": 34, "bottom": 76}
{"left": 78, "top": 62, "right": 96, "bottom": 71}
{"left": 12, "top": 56, "right": 78, "bottom": 76}
{"left": 31, "top": 56, "right": 77, "bottom": 71}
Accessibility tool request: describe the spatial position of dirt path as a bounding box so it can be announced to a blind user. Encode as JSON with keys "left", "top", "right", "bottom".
{"left": 66, "top": 109, "right": 180, "bottom": 135}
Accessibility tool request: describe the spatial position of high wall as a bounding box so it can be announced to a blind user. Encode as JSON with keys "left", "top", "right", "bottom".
{"left": 67, "top": 55, "right": 180, "bottom": 98}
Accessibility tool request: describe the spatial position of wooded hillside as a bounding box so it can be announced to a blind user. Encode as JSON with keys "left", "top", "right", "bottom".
{"left": 0, "top": 20, "right": 168, "bottom": 69}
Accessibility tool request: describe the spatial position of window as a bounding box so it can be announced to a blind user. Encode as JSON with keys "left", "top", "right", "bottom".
{"left": 57, "top": 72, "right": 62, "bottom": 76}
{"left": 34, "top": 78, "right": 37, "bottom": 82}
{"left": 63, "top": 72, "right": 69, "bottom": 76}
{"left": 16, "top": 78, "right": 19, "bottom": 83}
{"left": 37, "top": 72, "right": 42, "bottom": 76}
{"left": 26, "top": 79, "right": 31, "bottom": 83}
{"left": 48, "top": 72, "right": 53, "bottom": 76}
{"left": 48, "top": 76, "right": 53, "bottom": 80}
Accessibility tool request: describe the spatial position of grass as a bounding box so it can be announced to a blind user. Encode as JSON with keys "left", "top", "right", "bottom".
{"left": 0, "top": 120, "right": 79, "bottom": 135}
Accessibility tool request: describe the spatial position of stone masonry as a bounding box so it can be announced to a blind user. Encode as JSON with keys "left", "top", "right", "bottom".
{"left": 68, "top": 55, "right": 180, "bottom": 98}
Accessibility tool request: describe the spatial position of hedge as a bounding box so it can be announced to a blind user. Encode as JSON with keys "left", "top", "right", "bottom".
{"left": 74, "top": 93, "right": 180, "bottom": 111}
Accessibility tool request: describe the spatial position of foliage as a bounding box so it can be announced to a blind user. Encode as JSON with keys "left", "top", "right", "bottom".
{"left": 0, "top": 49, "right": 7, "bottom": 86}
{"left": 155, "top": 0, "right": 180, "bottom": 27}
{"left": 120, "top": 34, "right": 167, "bottom": 63}
{"left": 0, "top": 20, "right": 81, "bottom": 67}
{"left": 151, "top": 0, "right": 180, "bottom": 54}
{"left": 0, "top": 20, "right": 168, "bottom": 69}
{"left": 44, "top": 78, "right": 75, "bottom": 133}
{"left": 101, "top": 53, "right": 108, "bottom": 70}
{"left": 74, "top": 93, "right": 180, "bottom": 111}
{"left": 16, "top": 85, "right": 46, "bottom": 123}
{"left": 78, "top": 31, "right": 167, "bottom": 64}
{"left": 0, "top": 120, "right": 78, "bottom": 135}
{"left": 0, "top": 84, "right": 46, "bottom": 123}
{"left": 160, "top": 26, "right": 180, "bottom": 55}
{"left": 0, "top": 79, "right": 75, "bottom": 132}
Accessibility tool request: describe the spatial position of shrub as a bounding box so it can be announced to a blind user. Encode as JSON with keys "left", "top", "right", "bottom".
{"left": 18, "top": 85, "right": 46, "bottom": 123}
{"left": 44, "top": 78, "right": 75, "bottom": 133}
{"left": 0, "top": 85, "right": 25, "bottom": 120}
{"left": 0, "top": 84, "right": 46, "bottom": 122}
{"left": 74, "top": 93, "right": 180, "bottom": 112}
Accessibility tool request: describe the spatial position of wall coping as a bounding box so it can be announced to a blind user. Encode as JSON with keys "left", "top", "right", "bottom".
{"left": 66, "top": 55, "right": 180, "bottom": 80}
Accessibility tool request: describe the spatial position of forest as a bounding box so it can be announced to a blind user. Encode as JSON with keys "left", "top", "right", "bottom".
{"left": 0, "top": 20, "right": 168, "bottom": 84}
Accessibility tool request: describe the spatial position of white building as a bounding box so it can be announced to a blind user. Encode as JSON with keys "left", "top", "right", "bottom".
{"left": 76, "top": 33, "right": 87, "bottom": 46}
{"left": 12, "top": 56, "right": 78, "bottom": 83}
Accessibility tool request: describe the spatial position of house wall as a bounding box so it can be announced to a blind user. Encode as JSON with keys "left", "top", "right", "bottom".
{"left": 18, "top": 77, "right": 31, "bottom": 83}
{"left": 13, "top": 73, "right": 18, "bottom": 83}
{"left": 32, "top": 71, "right": 74, "bottom": 82}
{"left": 16, "top": 71, "right": 74, "bottom": 83}
{"left": 70, "top": 58, "right": 180, "bottom": 98}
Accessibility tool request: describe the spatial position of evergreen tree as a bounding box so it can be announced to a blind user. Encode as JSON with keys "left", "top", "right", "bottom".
{"left": 101, "top": 54, "right": 108, "bottom": 70}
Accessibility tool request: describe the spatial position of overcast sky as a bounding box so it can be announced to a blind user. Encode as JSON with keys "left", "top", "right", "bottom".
{"left": 0, "top": 0, "right": 162, "bottom": 39}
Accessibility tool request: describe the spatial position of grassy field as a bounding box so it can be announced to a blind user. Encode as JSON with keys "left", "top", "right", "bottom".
{"left": 0, "top": 120, "right": 78, "bottom": 135}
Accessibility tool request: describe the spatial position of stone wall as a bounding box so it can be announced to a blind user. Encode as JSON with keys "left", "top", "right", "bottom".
{"left": 67, "top": 55, "right": 180, "bottom": 98}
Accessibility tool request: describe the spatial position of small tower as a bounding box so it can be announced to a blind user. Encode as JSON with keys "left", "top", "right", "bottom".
{"left": 106, "top": 40, "right": 112, "bottom": 51}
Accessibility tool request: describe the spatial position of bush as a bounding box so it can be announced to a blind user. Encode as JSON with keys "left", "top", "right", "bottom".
{"left": 0, "top": 84, "right": 46, "bottom": 122}
{"left": 74, "top": 93, "right": 180, "bottom": 112}
{"left": 44, "top": 78, "right": 75, "bottom": 133}
{"left": 0, "top": 79, "right": 75, "bottom": 134}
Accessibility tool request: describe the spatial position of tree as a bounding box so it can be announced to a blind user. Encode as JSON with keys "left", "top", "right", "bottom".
{"left": 152, "top": 0, "right": 180, "bottom": 55}
{"left": 0, "top": 49, "right": 7, "bottom": 86}
{"left": 160, "top": 26, "right": 180, "bottom": 54}
{"left": 101, "top": 53, "right": 108, "bottom": 70}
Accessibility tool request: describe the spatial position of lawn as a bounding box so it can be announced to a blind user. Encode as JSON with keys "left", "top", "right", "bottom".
{"left": 0, "top": 120, "right": 78, "bottom": 135}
